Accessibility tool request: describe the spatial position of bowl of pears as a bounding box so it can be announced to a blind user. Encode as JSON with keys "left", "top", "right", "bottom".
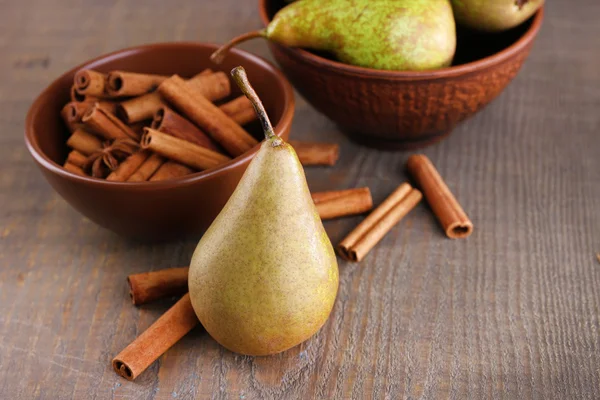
{"left": 212, "top": 0, "right": 544, "bottom": 149}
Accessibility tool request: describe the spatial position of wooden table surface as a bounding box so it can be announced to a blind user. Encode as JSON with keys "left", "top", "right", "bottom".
{"left": 1, "top": 1, "right": 599, "bottom": 399}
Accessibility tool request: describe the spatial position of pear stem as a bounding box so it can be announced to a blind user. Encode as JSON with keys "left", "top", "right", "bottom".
{"left": 231, "top": 66, "right": 280, "bottom": 145}
{"left": 210, "top": 30, "right": 266, "bottom": 64}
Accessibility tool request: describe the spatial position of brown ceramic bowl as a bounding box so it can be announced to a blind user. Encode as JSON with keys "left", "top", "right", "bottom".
{"left": 260, "top": 0, "right": 543, "bottom": 149}
{"left": 25, "top": 42, "right": 294, "bottom": 240}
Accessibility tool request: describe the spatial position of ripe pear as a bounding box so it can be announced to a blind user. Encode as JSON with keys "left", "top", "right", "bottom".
{"left": 211, "top": 0, "right": 456, "bottom": 71}
{"left": 188, "top": 67, "right": 339, "bottom": 356}
{"left": 451, "top": 0, "right": 544, "bottom": 32}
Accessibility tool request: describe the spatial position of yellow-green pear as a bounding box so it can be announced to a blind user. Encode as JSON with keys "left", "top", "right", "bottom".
{"left": 188, "top": 67, "right": 339, "bottom": 356}
{"left": 451, "top": 0, "right": 544, "bottom": 32}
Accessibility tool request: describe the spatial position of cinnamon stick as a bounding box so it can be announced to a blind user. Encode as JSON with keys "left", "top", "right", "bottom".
{"left": 106, "top": 151, "right": 151, "bottom": 182}
{"left": 66, "top": 150, "right": 88, "bottom": 168}
{"left": 219, "top": 96, "right": 257, "bottom": 126}
{"left": 230, "top": 107, "right": 258, "bottom": 127}
{"left": 82, "top": 103, "right": 139, "bottom": 141}
{"left": 149, "top": 161, "right": 194, "bottom": 181}
{"left": 151, "top": 107, "right": 222, "bottom": 152}
{"left": 127, "top": 153, "right": 166, "bottom": 182}
{"left": 338, "top": 183, "right": 421, "bottom": 262}
{"left": 112, "top": 293, "right": 199, "bottom": 381}
{"left": 127, "top": 267, "right": 189, "bottom": 305}
{"left": 406, "top": 154, "right": 473, "bottom": 239}
{"left": 289, "top": 141, "right": 340, "bottom": 166}
{"left": 66, "top": 129, "right": 102, "bottom": 155}
{"left": 107, "top": 71, "right": 167, "bottom": 97}
{"left": 313, "top": 187, "right": 373, "bottom": 220}
{"left": 185, "top": 71, "right": 231, "bottom": 103}
{"left": 74, "top": 70, "right": 107, "bottom": 97}
{"left": 61, "top": 102, "right": 87, "bottom": 132}
{"left": 116, "top": 70, "right": 225, "bottom": 124}
{"left": 63, "top": 162, "right": 86, "bottom": 176}
{"left": 117, "top": 92, "right": 163, "bottom": 124}
{"left": 158, "top": 75, "right": 257, "bottom": 157}
{"left": 141, "top": 128, "right": 230, "bottom": 171}
{"left": 70, "top": 85, "right": 87, "bottom": 103}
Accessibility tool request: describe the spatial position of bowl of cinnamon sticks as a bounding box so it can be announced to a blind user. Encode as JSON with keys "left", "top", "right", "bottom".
{"left": 24, "top": 42, "right": 295, "bottom": 239}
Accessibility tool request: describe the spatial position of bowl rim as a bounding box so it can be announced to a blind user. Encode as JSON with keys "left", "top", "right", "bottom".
{"left": 24, "top": 41, "right": 295, "bottom": 188}
{"left": 258, "top": 0, "right": 544, "bottom": 80}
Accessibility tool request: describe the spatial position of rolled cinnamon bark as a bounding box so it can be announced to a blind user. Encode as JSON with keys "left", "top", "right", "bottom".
{"left": 82, "top": 103, "right": 139, "bottom": 141}
{"left": 107, "top": 71, "right": 168, "bottom": 97}
{"left": 219, "top": 95, "right": 252, "bottom": 116}
{"left": 289, "top": 141, "right": 340, "bottom": 166}
{"left": 74, "top": 70, "right": 107, "bottom": 97}
{"left": 406, "top": 154, "right": 473, "bottom": 239}
{"left": 151, "top": 107, "right": 222, "bottom": 152}
{"left": 158, "top": 75, "right": 257, "bottom": 157}
{"left": 61, "top": 102, "right": 89, "bottom": 132}
{"left": 70, "top": 85, "right": 87, "bottom": 103}
{"left": 338, "top": 183, "right": 421, "bottom": 262}
{"left": 149, "top": 161, "right": 194, "bottom": 181}
{"left": 313, "top": 187, "right": 373, "bottom": 220}
{"left": 219, "top": 96, "right": 257, "bottom": 127}
{"left": 141, "top": 128, "right": 230, "bottom": 171}
{"left": 66, "top": 129, "right": 103, "bottom": 155}
{"left": 117, "top": 92, "right": 163, "bottom": 124}
{"left": 63, "top": 162, "right": 86, "bottom": 176}
{"left": 63, "top": 101, "right": 118, "bottom": 126}
{"left": 127, "top": 153, "right": 166, "bottom": 182}
{"left": 116, "top": 70, "right": 228, "bottom": 124}
{"left": 112, "top": 293, "right": 199, "bottom": 381}
{"left": 185, "top": 71, "right": 230, "bottom": 102}
{"left": 230, "top": 107, "right": 258, "bottom": 127}
{"left": 127, "top": 267, "right": 189, "bottom": 305}
{"left": 66, "top": 150, "right": 88, "bottom": 168}
{"left": 106, "top": 151, "right": 151, "bottom": 182}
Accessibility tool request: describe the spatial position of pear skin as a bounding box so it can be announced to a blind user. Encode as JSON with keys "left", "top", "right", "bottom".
{"left": 212, "top": 0, "right": 456, "bottom": 71}
{"left": 188, "top": 67, "right": 339, "bottom": 356}
{"left": 451, "top": 0, "right": 544, "bottom": 32}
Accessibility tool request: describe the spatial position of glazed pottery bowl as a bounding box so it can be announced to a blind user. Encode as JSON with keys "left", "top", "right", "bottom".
{"left": 25, "top": 42, "right": 295, "bottom": 240}
{"left": 260, "top": 0, "right": 543, "bottom": 150}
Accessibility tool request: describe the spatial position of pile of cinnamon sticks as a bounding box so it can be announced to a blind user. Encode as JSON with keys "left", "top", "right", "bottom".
{"left": 61, "top": 68, "right": 341, "bottom": 182}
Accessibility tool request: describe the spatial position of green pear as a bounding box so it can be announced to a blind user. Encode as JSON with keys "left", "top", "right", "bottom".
{"left": 188, "top": 67, "right": 339, "bottom": 356}
{"left": 211, "top": 0, "right": 456, "bottom": 71}
{"left": 451, "top": 0, "right": 544, "bottom": 32}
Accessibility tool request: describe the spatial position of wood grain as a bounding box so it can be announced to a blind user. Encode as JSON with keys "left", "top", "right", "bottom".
{"left": 1, "top": 1, "right": 600, "bottom": 399}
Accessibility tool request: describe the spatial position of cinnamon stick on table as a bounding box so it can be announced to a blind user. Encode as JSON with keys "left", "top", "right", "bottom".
{"left": 74, "top": 70, "right": 107, "bottom": 97}
{"left": 127, "top": 153, "right": 166, "bottom": 182}
{"left": 127, "top": 267, "right": 190, "bottom": 305}
{"left": 107, "top": 71, "right": 167, "bottom": 97}
{"left": 158, "top": 75, "right": 257, "bottom": 157}
{"left": 112, "top": 293, "right": 199, "bottom": 381}
{"left": 151, "top": 107, "right": 222, "bottom": 152}
{"left": 141, "top": 128, "right": 231, "bottom": 171}
{"left": 313, "top": 187, "right": 373, "bottom": 220}
{"left": 289, "top": 141, "right": 340, "bottom": 166}
{"left": 338, "top": 183, "right": 422, "bottom": 262}
{"left": 406, "top": 154, "right": 473, "bottom": 239}
{"left": 149, "top": 161, "right": 195, "bottom": 181}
